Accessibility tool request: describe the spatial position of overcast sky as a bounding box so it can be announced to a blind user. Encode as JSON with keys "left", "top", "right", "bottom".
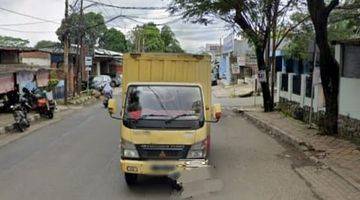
{"left": 0, "top": 0, "right": 231, "bottom": 53}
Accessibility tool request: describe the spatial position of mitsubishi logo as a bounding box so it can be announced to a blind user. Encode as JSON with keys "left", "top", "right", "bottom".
{"left": 159, "top": 151, "right": 166, "bottom": 159}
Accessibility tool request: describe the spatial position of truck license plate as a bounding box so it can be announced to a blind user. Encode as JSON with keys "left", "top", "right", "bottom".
{"left": 151, "top": 165, "right": 175, "bottom": 171}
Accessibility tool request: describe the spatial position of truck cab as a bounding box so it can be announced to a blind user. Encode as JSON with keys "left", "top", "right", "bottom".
{"left": 107, "top": 53, "right": 221, "bottom": 185}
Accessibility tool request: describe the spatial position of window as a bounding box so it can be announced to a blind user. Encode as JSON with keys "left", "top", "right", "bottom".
{"left": 123, "top": 85, "right": 204, "bottom": 130}
{"left": 343, "top": 45, "right": 360, "bottom": 78}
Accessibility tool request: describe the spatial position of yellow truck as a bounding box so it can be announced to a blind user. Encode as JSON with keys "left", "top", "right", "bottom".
{"left": 108, "top": 53, "right": 221, "bottom": 185}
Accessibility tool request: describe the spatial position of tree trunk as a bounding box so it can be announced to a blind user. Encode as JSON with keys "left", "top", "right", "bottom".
{"left": 317, "top": 33, "right": 339, "bottom": 135}
{"left": 307, "top": 0, "right": 340, "bottom": 134}
{"left": 255, "top": 46, "right": 273, "bottom": 112}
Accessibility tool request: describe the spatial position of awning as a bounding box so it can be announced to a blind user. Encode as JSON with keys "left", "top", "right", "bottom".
{"left": 0, "top": 74, "right": 15, "bottom": 93}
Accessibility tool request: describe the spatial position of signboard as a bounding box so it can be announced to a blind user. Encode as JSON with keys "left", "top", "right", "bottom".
{"left": 232, "top": 65, "right": 240, "bottom": 74}
{"left": 237, "top": 56, "right": 246, "bottom": 66}
{"left": 223, "top": 33, "right": 234, "bottom": 53}
{"left": 258, "top": 70, "right": 267, "bottom": 82}
{"left": 85, "top": 56, "right": 93, "bottom": 66}
{"left": 0, "top": 75, "right": 14, "bottom": 93}
{"left": 36, "top": 71, "right": 49, "bottom": 87}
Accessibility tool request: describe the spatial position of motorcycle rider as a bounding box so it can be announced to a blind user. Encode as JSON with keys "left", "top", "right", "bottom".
{"left": 102, "top": 83, "right": 113, "bottom": 108}
{"left": 103, "top": 83, "right": 113, "bottom": 98}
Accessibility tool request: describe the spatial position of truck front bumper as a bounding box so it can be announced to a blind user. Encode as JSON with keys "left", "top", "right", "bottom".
{"left": 120, "top": 159, "right": 208, "bottom": 176}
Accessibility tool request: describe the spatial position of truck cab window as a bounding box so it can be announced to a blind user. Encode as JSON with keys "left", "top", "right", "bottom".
{"left": 124, "top": 85, "right": 204, "bottom": 129}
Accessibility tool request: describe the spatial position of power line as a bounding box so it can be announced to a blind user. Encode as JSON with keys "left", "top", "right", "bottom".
{"left": 83, "top": 0, "right": 167, "bottom": 10}
{"left": 0, "top": 21, "right": 50, "bottom": 27}
{"left": 0, "top": 27, "right": 54, "bottom": 33}
{"left": 0, "top": 6, "right": 60, "bottom": 24}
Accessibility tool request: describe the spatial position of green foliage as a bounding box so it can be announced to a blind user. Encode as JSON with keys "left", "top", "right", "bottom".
{"left": 284, "top": 3, "right": 360, "bottom": 60}
{"left": 161, "top": 25, "right": 184, "bottom": 53}
{"left": 45, "top": 71, "right": 59, "bottom": 92}
{"left": 35, "top": 40, "right": 59, "bottom": 49}
{"left": 56, "top": 12, "right": 107, "bottom": 49}
{"left": 283, "top": 13, "right": 314, "bottom": 60}
{"left": 131, "top": 23, "right": 165, "bottom": 52}
{"left": 0, "top": 35, "right": 29, "bottom": 47}
{"left": 130, "top": 23, "right": 183, "bottom": 53}
{"left": 99, "top": 28, "right": 128, "bottom": 52}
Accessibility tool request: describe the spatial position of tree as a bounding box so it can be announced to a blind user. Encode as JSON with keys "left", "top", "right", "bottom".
{"left": 35, "top": 40, "right": 60, "bottom": 49}
{"left": 284, "top": 2, "right": 360, "bottom": 60}
{"left": 130, "top": 23, "right": 165, "bottom": 52}
{"left": 0, "top": 35, "right": 29, "bottom": 47}
{"left": 305, "top": 0, "right": 341, "bottom": 135}
{"left": 99, "top": 28, "right": 128, "bottom": 52}
{"left": 283, "top": 12, "right": 314, "bottom": 60}
{"left": 304, "top": 0, "right": 360, "bottom": 134}
{"left": 56, "top": 12, "right": 107, "bottom": 49}
{"left": 170, "top": 0, "right": 297, "bottom": 112}
{"left": 161, "top": 25, "right": 184, "bottom": 53}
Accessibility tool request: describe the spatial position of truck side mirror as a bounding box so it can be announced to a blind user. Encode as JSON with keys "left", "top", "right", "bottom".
{"left": 212, "top": 103, "right": 222, "bottom": 122}
{"left": 108, "top": 99, "right": 117, "bottom": 115}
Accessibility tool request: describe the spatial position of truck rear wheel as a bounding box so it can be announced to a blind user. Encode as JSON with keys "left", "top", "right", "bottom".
{"left": 124, "top": 173, "right": 138, "bottom": 185}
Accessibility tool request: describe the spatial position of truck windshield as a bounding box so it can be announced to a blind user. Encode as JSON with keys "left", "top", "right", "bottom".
{"left": 123, "top": 85, "right": 204, "bottom": 129}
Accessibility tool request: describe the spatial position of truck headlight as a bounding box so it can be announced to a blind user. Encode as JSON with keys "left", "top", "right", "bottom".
{"left": 187, "top": 139, "right": 208, "bottom": 159}
{"left": 121, "top": 140, "right": 139, "bottom": 158}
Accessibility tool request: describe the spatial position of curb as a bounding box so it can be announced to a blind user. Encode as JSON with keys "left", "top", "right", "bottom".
{"left": 0, "top": 109, "right": 75, "bottom": 149}
{"left": 0, "top": 113, "right": 41, "bottom": 135}
{"left": 68, "top": 96, "right": 97, "bottom": 105}
{"left": 240, "top": 110, "right": 360, "bottom": 192}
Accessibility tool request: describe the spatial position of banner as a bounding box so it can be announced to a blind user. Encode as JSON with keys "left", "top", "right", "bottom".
{"left": 37, "top": 71, "right": 50, "bottom": 87}
{"left": 0, "top": 75, "right": 15, "bottom": 93}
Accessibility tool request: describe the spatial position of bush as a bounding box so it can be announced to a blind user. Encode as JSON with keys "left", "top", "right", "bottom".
{"left": 45, "top": 71, "right": 59, "bottom": 91}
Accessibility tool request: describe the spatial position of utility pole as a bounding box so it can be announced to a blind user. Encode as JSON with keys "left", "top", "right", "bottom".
{"left": 77, "top": 0, "right": 84, "bottom": 94}
{"left": 63, "top": 0, "right": 69, "bottom": 104}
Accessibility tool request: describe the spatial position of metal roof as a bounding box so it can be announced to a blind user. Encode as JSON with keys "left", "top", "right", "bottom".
{"left": 94, "top": 48, "right": 122, "bottom": 58}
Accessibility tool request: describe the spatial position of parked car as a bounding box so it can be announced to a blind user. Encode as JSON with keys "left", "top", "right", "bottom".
{"left": 110, "top": 74, "right": 122, "bottom": 87}
{"left": 91, "top": 75, "right": 112, "bottom": 91}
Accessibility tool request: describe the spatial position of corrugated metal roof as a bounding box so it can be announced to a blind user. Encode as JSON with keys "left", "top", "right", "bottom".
{"left": 94, "top": 48, "right": 123, "bottom": 58}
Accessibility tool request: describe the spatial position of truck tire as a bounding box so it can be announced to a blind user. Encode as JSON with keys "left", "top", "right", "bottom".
{"left": 124, "top": 173, "right": 138, "bottom": 185}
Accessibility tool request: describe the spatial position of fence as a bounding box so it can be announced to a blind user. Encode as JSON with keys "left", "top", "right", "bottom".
{"left": 53, "top": 85, "right": 65, "bottom": 100}
{"left": 276, "top": 72, "right": 325, "bottom": 112}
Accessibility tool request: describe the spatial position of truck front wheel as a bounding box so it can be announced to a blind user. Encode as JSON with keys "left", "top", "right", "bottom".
{"left": 124, "top": 173, "right": 138, "bottom": 185}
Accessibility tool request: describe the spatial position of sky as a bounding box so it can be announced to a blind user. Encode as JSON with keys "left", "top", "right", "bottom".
{"left": 0, "top": 0, "right": 232, "bottom": 53}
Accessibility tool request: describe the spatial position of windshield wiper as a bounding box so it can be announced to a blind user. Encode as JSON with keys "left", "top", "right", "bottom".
{"left": 165, "top": 113, "right": 197, "bottom": 124}
{"left": 126, "top": 114, "right": 169, "bottom": 122}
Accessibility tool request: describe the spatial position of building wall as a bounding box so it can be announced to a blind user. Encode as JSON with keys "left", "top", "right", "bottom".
{"left": 22, "top": 57, "right": 50, "bottom": 66}
{"left": 20, "top": 51, "right": 51, "bottom": 66}
{"left": 0, "top": 50, "right": 19, "bottom": 64}
{"left": 339, "top": 77, "right": 360, "bottom": 120}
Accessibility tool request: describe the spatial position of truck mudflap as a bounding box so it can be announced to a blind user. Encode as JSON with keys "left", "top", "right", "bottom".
{"left": 120, "top": 159, "right": 208, "bottom": 176}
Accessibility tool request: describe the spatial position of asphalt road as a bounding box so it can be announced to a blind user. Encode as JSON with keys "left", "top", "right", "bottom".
{"left": 0, "top": 94, "right": 318, "bottom": 200}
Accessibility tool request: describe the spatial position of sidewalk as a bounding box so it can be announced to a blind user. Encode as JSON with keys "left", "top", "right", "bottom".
{"left": 240, "top": 110, "right": 360, "bottom": 193}
{"left": 0, "top": 95, "right": 98, "bottom": 135}
{"left": 212, "top": 83, "right": 254, "bottom": 98}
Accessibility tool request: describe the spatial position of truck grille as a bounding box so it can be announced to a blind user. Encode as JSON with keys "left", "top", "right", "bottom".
{"left": 136, "top": 144, "right": 190, "bottom": 160}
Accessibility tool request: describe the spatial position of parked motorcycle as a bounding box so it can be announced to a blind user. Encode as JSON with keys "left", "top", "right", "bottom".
{"left": 23, "top": 88, "right": 56, "bottom": 119}
{"left": 11, "top": 98, "right": 31, "bottom": 132}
